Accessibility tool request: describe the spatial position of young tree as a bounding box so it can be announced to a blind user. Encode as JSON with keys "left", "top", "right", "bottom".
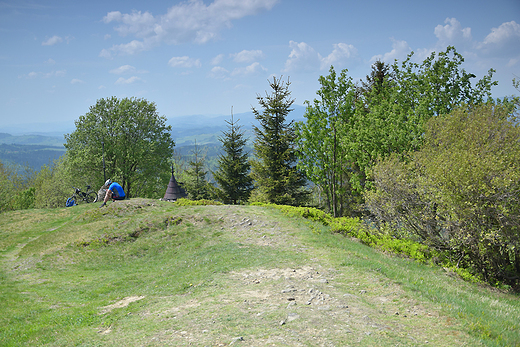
{"left": 250, "top": 76, "right": 309, "bottom": 206}
{"left": 64, "top": 97, "right": 175, "bottom": 198}
{"left": 213, "top": 111, "right": 253, "bottom": 204}
{"left": 183, "top": 141, "right": 213, "bottom": 200}
{"left": 295, "top": 66, "right": 357, "bottom": 216}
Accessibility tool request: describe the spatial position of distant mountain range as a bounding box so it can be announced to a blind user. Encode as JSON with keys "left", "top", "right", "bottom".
{"left": 0, "top": 105, "right": 307, "bottom": 170}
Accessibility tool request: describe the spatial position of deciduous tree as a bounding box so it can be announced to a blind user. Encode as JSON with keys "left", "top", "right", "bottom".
{"left": 349, "top": 46, "right": 497, "bottom": 193}
{"left": 64, "top": 97, "right": 174, "bottom": 198}
{"left": 296, "top": 66, "right": 356, "bottom": 216}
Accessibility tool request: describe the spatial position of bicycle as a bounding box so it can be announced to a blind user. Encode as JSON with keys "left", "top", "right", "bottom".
{"left": 66, "top": 185, "right": 98, "bottom": 206}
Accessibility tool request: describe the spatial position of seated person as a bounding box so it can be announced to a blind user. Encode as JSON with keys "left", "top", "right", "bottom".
{"left": 100, "top": 179, "right": 125, "bottom": 207}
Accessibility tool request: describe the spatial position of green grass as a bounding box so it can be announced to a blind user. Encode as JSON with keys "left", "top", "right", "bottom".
{"left": 1, "top": 199, "right": 519, "bottom": 346}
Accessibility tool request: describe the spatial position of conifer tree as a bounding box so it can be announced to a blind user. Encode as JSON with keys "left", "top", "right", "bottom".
{"left": 183, "top": 141, "right": 212, "bottom": 200}
{"left": 250, "top": 77, "right": 309, "bottom": 206}
{"left": 214, "top": 110, "right": 253, "bottom": 204}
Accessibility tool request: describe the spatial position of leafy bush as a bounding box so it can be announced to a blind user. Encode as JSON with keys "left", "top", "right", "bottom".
{"left": 33, "top": 157, "right": 74, "bottom": 208}
{"left": 10, "top": 187, "right": 35, "bottom": 210}
{"left": 174, "top": 198, "right": 223, "bottom": 206}
{"left": 366, "top": 102, "right": 520, "bottom": 288}
{"left": 255, "top": 202, "right": 436, "bottom": 264}
{"left": 0, "top": 161, "right": 35, "bottom": 212}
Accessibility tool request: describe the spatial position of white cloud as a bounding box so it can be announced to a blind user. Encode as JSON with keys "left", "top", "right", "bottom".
{"left": 370, "top": 38, "right": 411, "bottom": 63}
{"left": 20, "top": 70, "right": 66, "bottom": 79}
{"left": 231, "top": 62, "right": 267, "bottom": 76}
{"left": 70, "top": 79, "right": 84, "bottom": 84}
{"left": 110, "top": 65, "right": 136, "bottom": 74}
{"left": 283, "top": 41, "right": 322, "bottom": 72}
{"left": 103, "top": 10, "right": 156, "bottom": 38}
{"left": 211, "top": 54, "right": 225, "bottom": 65}
{"left": 434, "top": 18, "right": 472, "bottom": 48}
{"left": 99, "top": 49, "right": 112, "bottom": 59}
{"left": 284, "top": 41, "right": 358, "bottom": 72}
{"left": 208, "top": 66, "right": 229, "bottom": 79}
{"left": 53, "top": 70, "right": 66, "bottom": 77}
{"left": 231, "top": 49, "right": 264, "bottom": 63}
{"left": 321, "top": 43, "right": 357, "bottom": 70}
{"left": 168, "top": 56, "right": 202, "bottom": 68}
{"left": 115, "top": 76, "right": 143, "bottom": 84}
{"left": 45, "top": 58, "right": 56, "bottom": 65}
{"left": 101, "top": 0, "right": 279, "bottom": 57}
{"left": 477, "top": 21, "right": 520, "bottom": 56}
{"left": 42, "top": 35, "right": 63, "bottom": 46}
{"left": 100, "top": 40, "right": 153, "bottom": 58}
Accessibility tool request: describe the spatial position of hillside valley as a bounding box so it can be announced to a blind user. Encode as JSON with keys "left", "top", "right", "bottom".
{"left": 0, "top": 107, "right": 304, "bottom": 171}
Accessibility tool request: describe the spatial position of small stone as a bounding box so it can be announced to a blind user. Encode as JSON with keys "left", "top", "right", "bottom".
{"left": 230, "top": 336, "right": 244, "bottom": 345}
{"left": 287, "top": 313, "right": 299, "bottom": 322}
{"left": 280, "top": 320, "right": 286, "bottom": 326}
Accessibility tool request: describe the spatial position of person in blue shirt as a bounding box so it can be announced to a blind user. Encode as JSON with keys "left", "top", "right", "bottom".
{"left": 100, "top": 179, "right": 126, "bottom": 207}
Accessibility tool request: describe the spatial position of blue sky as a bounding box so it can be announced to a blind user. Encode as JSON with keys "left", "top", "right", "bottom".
{"left": 1, "top": 0, "right": 519, "bottom": 132}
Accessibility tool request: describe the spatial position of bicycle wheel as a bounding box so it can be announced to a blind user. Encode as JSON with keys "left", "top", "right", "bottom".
{"left": 85, "top": 192, "right": 97, "bottom": 203}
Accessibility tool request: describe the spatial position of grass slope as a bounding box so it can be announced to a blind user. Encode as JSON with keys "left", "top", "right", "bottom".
{"left": 1, "top": 199, "right": 519, "bottom": 346}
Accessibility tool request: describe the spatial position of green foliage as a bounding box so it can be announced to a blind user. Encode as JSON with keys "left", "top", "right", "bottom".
{"left": 10, "top": 187, "right": 35, "bottom": 210}
{"left": 348, "top": 46, "right": 497, "bottom": 193}
{"left": 250, "top": 76, "right": 309, "bottom": 206}
{"left": 295, "top": 66, "right": 359, "bottom": 216}
{"left": 64, "top": 97, "right": 174, "bottom": 198}
{"left": 213, "top": 113, "right": 253, "bottom": 204}
{"left": 181, "top": 142, "right": 214, "bottom": 201}
{"left": 252, "top": 202, "right": 332, "bottom": 225}
{"left": 255, "top": 201, "right": 437, "bottom": 265}
{"left": 174, "top": 198, "right": 223, "bottom": 206}
{"left": 32, "top": 156, "right": 75, "bottom": 208}
{"left": 366, "top": 102, "right": 520, "bottom": 287}
{"left": 0, "top": 161, "right": 35, "bottom": 212}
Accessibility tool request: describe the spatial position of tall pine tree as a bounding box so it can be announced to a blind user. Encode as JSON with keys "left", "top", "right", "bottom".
{"left": 213, "top": 110, "right": 253, "bottom": 204}
{"left": 250, "top": 77, "right": 309, "bottom": 206}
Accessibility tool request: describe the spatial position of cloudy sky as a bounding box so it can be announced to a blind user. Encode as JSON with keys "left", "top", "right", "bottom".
{"left": 1, "top": 0, "right": 519, "bottom": 131}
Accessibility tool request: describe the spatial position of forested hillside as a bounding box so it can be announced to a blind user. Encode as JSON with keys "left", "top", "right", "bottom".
{"left": 0, "top": 144, "right": 65, "bottom": 171}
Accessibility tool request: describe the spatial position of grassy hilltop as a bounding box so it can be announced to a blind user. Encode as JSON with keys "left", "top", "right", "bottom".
{"left": 1, "top": 199, "right": 519, "bottom": 346}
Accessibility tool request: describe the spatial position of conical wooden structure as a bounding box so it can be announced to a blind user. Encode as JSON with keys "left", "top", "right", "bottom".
{"left": 163, "top": 165, "right": 187, "bottom": 201}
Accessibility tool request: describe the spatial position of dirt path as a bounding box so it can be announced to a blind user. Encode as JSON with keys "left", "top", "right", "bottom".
{"left": 127, "top": 205, "right": 474, "bottom": 347}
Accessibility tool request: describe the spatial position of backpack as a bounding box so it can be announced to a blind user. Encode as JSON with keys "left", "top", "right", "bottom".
{"left": 66, "top": 197, "right": 77, "bottom": 207}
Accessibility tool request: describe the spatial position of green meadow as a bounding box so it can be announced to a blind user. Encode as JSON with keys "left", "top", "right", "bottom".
{"left": 1, "top": 199, "right": 519, "bottom": 346}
